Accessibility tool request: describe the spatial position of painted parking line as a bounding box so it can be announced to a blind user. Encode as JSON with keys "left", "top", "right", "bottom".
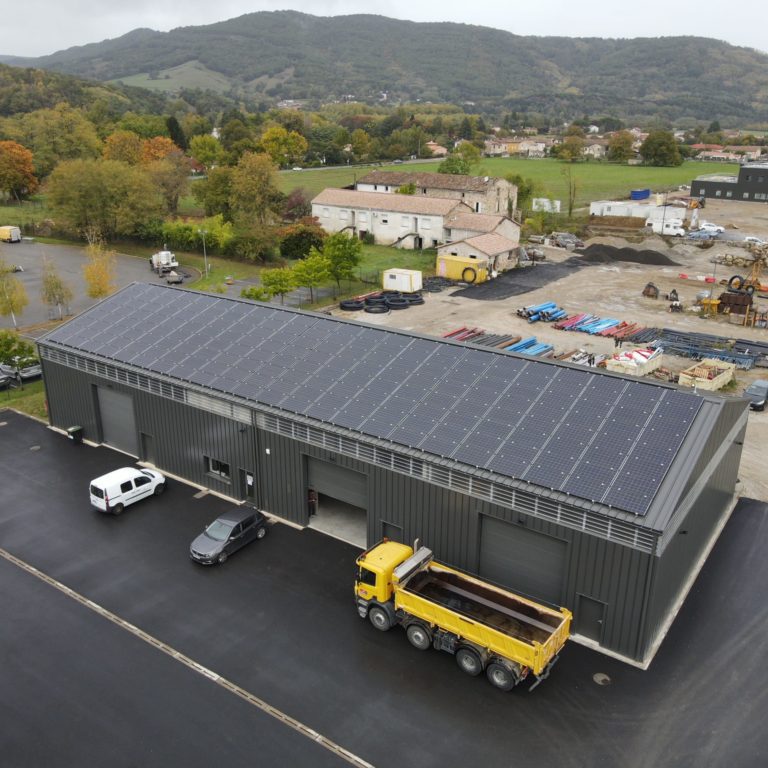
{"left": 1, "top": 547, "right": 375, "bottom": 768}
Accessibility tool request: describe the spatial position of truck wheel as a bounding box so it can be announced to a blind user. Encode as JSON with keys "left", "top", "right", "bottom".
{"left": 368, "top": 605, "right": 392, "bottom": 631}
{"left": 456, "top": 647, "right": 483, "bottom": 677}
{"left": 461, "top": 267, "right": 477, "bottom": 284}
{"left": 486, "top": 663, "right": 517, "bottom": 691}
{"left": 256, "top": 526, "right": 266, "bottom": 539}
{"left": 112, "top": 503, "right": 124, "bottom": 515}
{"left": 406, "top": 623, "right": 431, "bottom": 650}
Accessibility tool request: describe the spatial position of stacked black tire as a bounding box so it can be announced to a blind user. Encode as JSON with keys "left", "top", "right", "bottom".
{"left": 339, "top": 291, "right": 425, "bottom": 313}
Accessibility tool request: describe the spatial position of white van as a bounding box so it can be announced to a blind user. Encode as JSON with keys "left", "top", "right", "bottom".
{"left": 89, "top": 467, "right": 165, "bottom": 514}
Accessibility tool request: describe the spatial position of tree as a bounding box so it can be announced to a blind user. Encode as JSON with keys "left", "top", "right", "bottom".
{"left": 40, "top": 258, "right": 73, "bottom": 320}
{"left": 556, "top": 135, "right": 585, "bottom": 162}
{"left": 0, "top": 140, "right": 38, "bottom": 201}
{"left": 707, "top": 120, "right": 721, "bottom": 134}
{"left": 350, "top": 128, "right": 371, "bottom": 160}
{"left": 640, "top": 131, "right": 683, "bottom": 166}
{"left": 48, "top": 159, "right": 164, "bottom": 240}
{"left": 145, "top": 153, "right": 191, "bottom": 214}
{"left": 321, "top": 233, "right": 362, "bottom": 292}
{"left": 0, "top": 328, "right": 35, "bottom": 366}
{"left": 278, "top": 218, "right": 326, "bottom": 260}
{"left": 3, "top": 102, "right": 102, "bottom": 178}
{"left": 140, "top": 136, "right": 179, "bottom": 165}
{"left": 561, "top": 165, "right": 580, "bottom": 217}
{"left": 240, "top": 286, "right": 272, "bottom": 302}
{"left": 438, "top": 154, "right": 471, "bottom": 175}
{"left": 259, "top": 268, "right": 295, "bottom": 304}
{"left": 103, "top": 130, "right": 142, "bottom": 165}
{"left": 607, "top": 131, "right": 635, "bottom": 163}
{"left": 291, "top": 250, "right": 330, "bottom": 304}
{"left": 193, "top": 167, "right": 233, "bottom": 219}
{"left": 166, "top": 116, "right": 188, "bottom": 151}
{"left": 189, "top": 135, "right": 223, "bottom": 170}
{"left": 505, "top": 174, "right": 537, "bottom": 212}
{"left": 230, "top": 152, "right": 283, "bottom": 230}
{"left": 0, "top": 258, "right": 29, "bottom": 329}
{"left": 82, "top": 242, "right": 116, "bottom": 299}
{"left": 259, "top": 125, "right": 308, "bottom": 167}
{"left": 282, "top": 188, "right": 312, "bottom": 222}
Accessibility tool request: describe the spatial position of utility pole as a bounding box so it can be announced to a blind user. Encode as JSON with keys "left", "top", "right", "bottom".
{"left": 198, "top": 229, "right": 209, "bottom": 277}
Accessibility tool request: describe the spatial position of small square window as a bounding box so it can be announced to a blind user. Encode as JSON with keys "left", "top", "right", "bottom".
{"left": 744, "top": 192, "right": 750, "bottom": 199}
{"left": 726, "top": 191, "right": 733, "bottom": 198}
{"left": 205, "top": 456, "right": 230, "bottom": 480}
{"left": 715, "top": 190, "right": 722, "bottom": 197}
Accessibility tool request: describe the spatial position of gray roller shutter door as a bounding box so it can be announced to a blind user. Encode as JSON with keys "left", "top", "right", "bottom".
{"left": 479, "top": 516, "right": 566, "bottom": 605}
{"left": 307, "top": 458, "right": 368, "bottom": 509}
{"left": 97, "top": 387, "right": 138, "bottom": 456}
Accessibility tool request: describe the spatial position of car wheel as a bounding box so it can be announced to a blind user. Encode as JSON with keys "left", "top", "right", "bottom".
{"left": 112, "top": 503, "right": 124, "bottom": 515}
{"left": 456, "top": 647, "right": 483, "bottom": 676}
{"left": 217, "top": 551, "right": 228, "bottom": 564}
{"left": 154, "top": 483, "right": 165, "bottom": 495}
{"left": 256, "top": 526, "right": 266, "bottom": 539}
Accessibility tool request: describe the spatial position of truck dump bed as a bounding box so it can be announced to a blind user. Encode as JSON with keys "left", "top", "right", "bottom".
{"left": 395, "top": 559, "right": 570, "bottom": 675}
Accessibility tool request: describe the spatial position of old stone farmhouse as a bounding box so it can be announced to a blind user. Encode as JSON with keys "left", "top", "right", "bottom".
{"left": 354, "top": 170, "right": 517, "bottom": 215}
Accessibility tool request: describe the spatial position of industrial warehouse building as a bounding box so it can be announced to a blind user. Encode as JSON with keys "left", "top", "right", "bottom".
{"left": 39, "top": 283, "right": 747, "bottom": 666}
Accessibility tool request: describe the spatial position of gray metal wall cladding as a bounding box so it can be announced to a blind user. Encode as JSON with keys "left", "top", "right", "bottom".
{"left": 47, "top": 358, "right": 745, "bottom": 663}
{"left": 368, "top": 467, "right": 653, "bottom": 660}
{"left": 641, "top": 420, "right": 746, "bottom": 658}
{"left": 42, "top": 360, "right": 257, "bottom": 499}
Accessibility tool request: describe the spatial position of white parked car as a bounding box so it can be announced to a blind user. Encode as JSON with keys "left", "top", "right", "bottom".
{"left": 744, "top": 236, "right": 765, "bottom": 246}
{"left": 89, "top": 467, "right": 165, "bottom": 514}
{"left": 698, "top": 222, "right": 725, "bottom": 234}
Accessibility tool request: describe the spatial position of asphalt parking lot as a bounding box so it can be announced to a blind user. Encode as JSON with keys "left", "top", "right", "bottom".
{"left": 1, "top": 409, "right": 767, "bottom": 767}
{"left": 0, "top": 241, "right": 168, "bottom": 330}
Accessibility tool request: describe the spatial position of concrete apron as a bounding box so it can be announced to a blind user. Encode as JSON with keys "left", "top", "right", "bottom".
{"left": 308, "top": 495, "right": 367, "bottom": 548}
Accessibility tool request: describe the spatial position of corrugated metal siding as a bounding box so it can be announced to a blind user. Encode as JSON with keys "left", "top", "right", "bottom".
{"left": 42, "top": 361, "right": 257, "bottom": 499}
{"left": 42, "top": 359, "right": 100, "bottom": 438}
{"left": 640, "top": 407, "right": 745, "bottom": 659}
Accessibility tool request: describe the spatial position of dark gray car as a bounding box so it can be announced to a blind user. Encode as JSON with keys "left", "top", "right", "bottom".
{"left": 190, "top": 509, "right": 267, "bottom": 564}
{"left": 744, "top": 380, "right": 768, "bottom": 411}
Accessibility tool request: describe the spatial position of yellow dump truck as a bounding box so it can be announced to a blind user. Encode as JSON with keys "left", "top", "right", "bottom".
{"left": 355, "top": 540, "right": 571, "bottom": 691}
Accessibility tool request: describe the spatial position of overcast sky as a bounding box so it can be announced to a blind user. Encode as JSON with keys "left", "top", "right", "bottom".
{"left": 5, "top": 1, "right": 767, "bottom": 58}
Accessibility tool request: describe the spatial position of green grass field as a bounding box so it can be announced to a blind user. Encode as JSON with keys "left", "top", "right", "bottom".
{"left": 0, "top": 198, "right": 50, "bottom": 229}
{"left": 279, "top": 159, "right": 739, "bottom": 208}
{"left": 0, "top": 379, "right": 47, "bottom": 421}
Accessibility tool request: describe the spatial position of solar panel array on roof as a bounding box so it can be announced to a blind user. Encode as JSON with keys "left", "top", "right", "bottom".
{"left": 44, "top": 283, "right": 704, "bottom": 516}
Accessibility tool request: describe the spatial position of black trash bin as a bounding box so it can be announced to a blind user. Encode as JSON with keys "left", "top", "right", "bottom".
{"left": 67, "top": 426, "right": 83, "bottom": 444}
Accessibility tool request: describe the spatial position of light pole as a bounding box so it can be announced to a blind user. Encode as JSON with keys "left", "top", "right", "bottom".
{"left": 198, "top": 229, "right": 209, "bottom": 277}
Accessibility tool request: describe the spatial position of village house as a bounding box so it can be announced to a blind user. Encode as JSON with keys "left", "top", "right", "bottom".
{"left": 353, "top": 170, "right": 517, "bottom": 215}
{"left": 425, "top": 140, "right": 448, "bottom": 157}
{"left": 583, "top": 142, "right": 607, "bottom": 159}
{"left": 311, "top": 189, "right": 471, "bottom": 249}
{"left": 724, "top": 146, "right": 764, "bottom": 162}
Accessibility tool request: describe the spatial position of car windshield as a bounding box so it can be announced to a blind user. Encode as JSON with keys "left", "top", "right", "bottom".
{"left": 205, "top": 520, "right": 235, "bottom": 541}
{"left": 746, "top": 384, "right": 767, "bottom": 396}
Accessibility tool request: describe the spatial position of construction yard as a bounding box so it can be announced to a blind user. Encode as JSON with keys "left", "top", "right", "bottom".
{"left": 332, "top": 199, "right": 768, "bottom": 502}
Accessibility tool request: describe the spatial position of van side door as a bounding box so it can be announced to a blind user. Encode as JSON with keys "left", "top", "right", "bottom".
{"left": 133, "top": 473, "right": 153, "bottom": 501}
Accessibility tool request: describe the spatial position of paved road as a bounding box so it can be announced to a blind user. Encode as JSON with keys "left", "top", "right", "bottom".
{"left": 1, "top": 410, "right": 767, "bottom": 767}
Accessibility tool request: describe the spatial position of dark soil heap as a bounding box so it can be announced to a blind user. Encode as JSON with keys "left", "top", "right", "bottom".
{"left": 576, "top": 244, "right": 679, "bottom": 266}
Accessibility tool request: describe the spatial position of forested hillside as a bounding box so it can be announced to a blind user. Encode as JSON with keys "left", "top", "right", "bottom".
{"left": 3, "top": 11, "right": 768, "bottom": 122}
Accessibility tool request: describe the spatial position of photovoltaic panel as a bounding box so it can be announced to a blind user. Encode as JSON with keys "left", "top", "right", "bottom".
{"left": 42, "top": 283, "right": 706, "bottom": 518}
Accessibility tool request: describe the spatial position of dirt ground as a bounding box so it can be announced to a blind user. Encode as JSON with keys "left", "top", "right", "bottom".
{"left": 332, "top": 198, "right": 768, "bottom": 502}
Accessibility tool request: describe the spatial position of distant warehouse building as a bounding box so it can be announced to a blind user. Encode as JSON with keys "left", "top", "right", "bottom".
{"left": 39, "top": 284, "right": 747, "bottom": 667}
{"left": 692, "top": 162, "right": 768, "bottom": 202}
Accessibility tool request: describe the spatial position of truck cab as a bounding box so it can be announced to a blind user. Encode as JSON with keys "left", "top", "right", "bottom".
{"left": 355, "top": 540, "right": 413, "bottom": 607}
